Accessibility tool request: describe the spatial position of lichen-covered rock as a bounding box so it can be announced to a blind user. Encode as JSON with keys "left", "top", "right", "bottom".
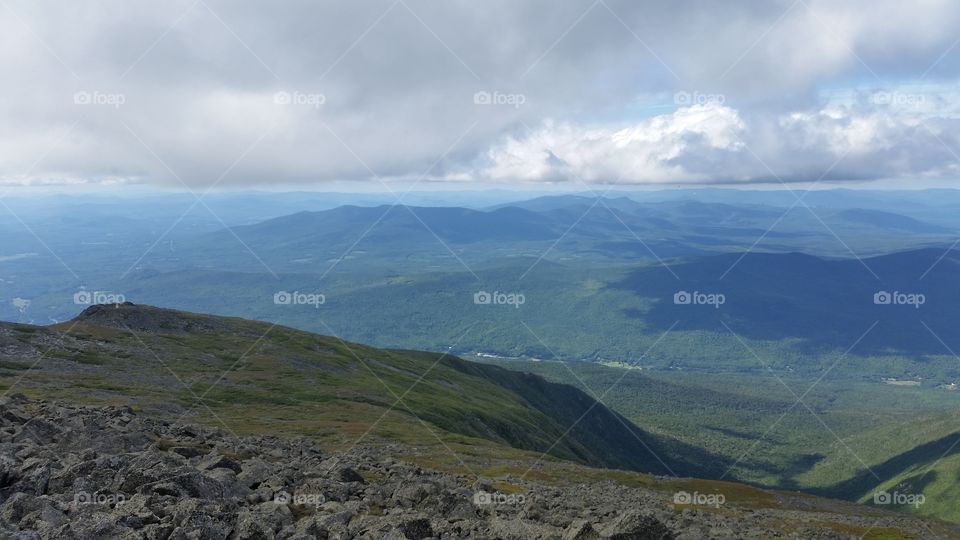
{"left": 0, "top": 397, "right": 953, "bottom": 539}
{"left": 600, "top": 511, "right": 674, "bottom": 539}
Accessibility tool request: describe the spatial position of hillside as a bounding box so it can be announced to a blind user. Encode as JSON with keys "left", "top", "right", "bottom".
{"left": 1, "top": 305, "right": 958, "bottom": 538}
{"left": 0, "top": 303, "right": 715, "bottom": 478}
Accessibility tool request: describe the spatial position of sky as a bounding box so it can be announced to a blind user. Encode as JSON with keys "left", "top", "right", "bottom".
{"left": 3, "top": 0, "right": 960, "bottom": 191}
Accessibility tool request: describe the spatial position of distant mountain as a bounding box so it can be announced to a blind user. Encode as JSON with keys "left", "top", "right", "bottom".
{"left": 832, "top": 208, "right": 953, "bottom": 233}
{"left": 161, "top": 198, "right": 957, "bottom": 275}
{"left": 232, "top": 205, "right": 559, "bottom": 245}
{"left": 487, "top": 194, "right": 645, "bottom": 213}
{"left": 5, "top": 193, "right": 954, "bottom": 306}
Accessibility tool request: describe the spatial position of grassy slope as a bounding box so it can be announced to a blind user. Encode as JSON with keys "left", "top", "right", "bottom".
{"left": 480, "top": 358, "right": 960, "bottom": 523}
{"left": 858, "top": 450, "right": 960, "bottom": 524}
{"left": 0, "top": 304, "right": 716, "bottom": 477}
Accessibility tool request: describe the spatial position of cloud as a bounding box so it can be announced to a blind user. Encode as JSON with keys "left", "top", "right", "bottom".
{"left": 2, "top": 0, "right": 960, "bottom": 188}
{"left": 478, "top": 105, "right": 746, "bottom": 183}
{"left": 476, "top": 90, "right": 960, "bottom": 185}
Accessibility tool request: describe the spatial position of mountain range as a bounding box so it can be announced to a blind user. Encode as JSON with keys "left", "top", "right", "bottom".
{"left": 6, "top": 189, "right": 960, "bottom": 526}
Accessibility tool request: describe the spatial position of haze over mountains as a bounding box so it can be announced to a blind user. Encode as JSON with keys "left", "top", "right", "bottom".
{"left": 6, "top": 189, "right": 960, "bottom": 362}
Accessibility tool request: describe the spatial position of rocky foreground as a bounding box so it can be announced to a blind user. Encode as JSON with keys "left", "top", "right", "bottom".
{"left": 0, "top": 395, "right": 953, "bottom": 539}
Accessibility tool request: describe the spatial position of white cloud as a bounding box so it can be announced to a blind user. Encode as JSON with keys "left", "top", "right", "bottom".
{"left": 476, "top": 89, "right": 960, "bottom": 185}
{"left": 479, "top": 105, "right": 746, "bottom": 183}
{"left": 2, "top": 0, "right": 960, "bottom": 188}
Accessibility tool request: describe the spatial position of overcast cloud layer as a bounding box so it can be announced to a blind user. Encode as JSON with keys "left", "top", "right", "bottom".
{"left": 3, "top": 0, "right": 960, "bottom": 189}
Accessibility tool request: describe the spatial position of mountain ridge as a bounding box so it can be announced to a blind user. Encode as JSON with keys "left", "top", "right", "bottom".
{"left": 9, "top": 302, "right": 719, "bottom": 478}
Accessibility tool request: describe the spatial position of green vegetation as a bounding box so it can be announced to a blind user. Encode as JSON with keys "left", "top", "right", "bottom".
{"left": 0, "top": 305, "right": 713, "bottom": 477}
{"left": 479, "top": 357, "right": 960, "bottom": 523}
{"left": 29, "top": 249, "right": 955, "bottom": 390}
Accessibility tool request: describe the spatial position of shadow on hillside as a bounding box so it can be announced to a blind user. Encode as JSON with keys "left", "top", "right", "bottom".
{"left": 812, "top": 431, "right": 960, "bottom": 500}
{"left": 723, "top": 449, "right": 829, "bottom": 490}
{"left": 439, "top": 354, "right": 735, "bottom": 479}
{"left": 610, "top": 249, "right": 960, "bottom": 355}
